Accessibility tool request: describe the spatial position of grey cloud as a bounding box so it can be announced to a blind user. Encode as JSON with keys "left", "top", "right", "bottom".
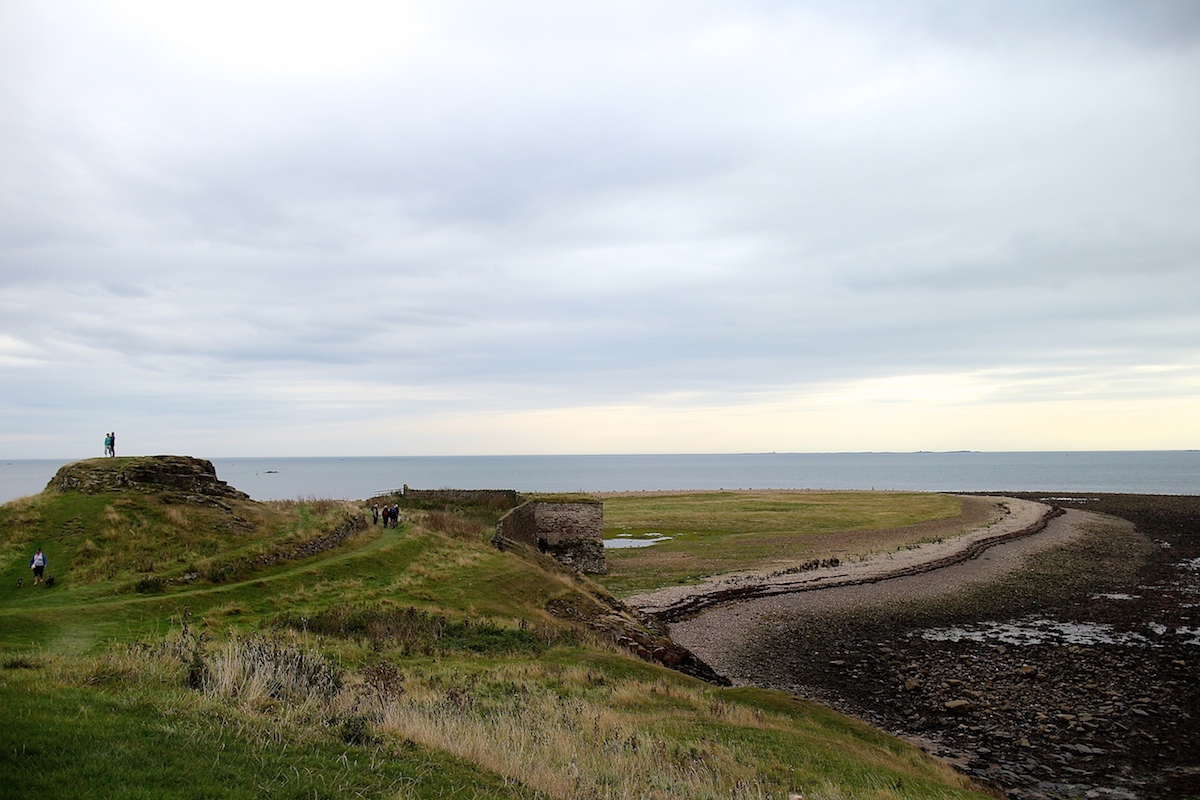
{"left": 849, "top": 0, "right": 1200, "bottom": 49}
{"left": 2, "top": 1, "right": 1198, "bottom": 456}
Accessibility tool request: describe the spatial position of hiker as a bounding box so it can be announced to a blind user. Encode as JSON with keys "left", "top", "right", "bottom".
{"left": 372, "top": 504, "right": 380, "bottom": 525}
{"left": 391, "top": 504, "right": 401, "bottom": 528}
{"left": 103, "top": 432, "right": 113, "bottom": 457}
{"left": 109, "top": 431, "right": 116, "bottom": 457}
{"left": 29, "top": 548, "right": 47, "bottom": 585}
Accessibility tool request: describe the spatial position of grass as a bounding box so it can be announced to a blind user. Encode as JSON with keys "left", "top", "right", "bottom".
{"left": 0, "top": 655, "right": 540, "bottom": 800}
{"left": 598, "top": 491, "right": 964, "bottom": 596}
{"left": 1, "top": 632, "right": 985, "bottom": 800}
{"left": 0, "top": 461, "right": 993, "bottom": 799}
{"left": 0, "top": 488, "right": 365, "bottom": 595}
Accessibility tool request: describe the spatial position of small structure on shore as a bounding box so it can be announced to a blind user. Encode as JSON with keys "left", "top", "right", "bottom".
{"left": 493, "top": 498, "right": 606, "bottom": 574}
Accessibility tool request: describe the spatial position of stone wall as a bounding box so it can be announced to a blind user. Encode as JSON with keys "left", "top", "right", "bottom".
{"left": 494, "top": 500, "right": 606, "bottom": 574}
{"left": 399, "top": 486, "right": 522, "bottom": 509}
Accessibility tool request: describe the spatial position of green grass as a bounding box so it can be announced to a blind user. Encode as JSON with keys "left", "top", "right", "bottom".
{"left": 0, "top": 463, "right": 991, "bottom": 799}
{"left": 598, "top": 491, "right": 963, "bottom": 596}
{"left": 0, "top": 662, "right": 538, "bottom": 799}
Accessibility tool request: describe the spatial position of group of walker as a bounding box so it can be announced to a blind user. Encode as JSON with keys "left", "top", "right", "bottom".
{"left": 103, "top": 431, "right": 116, "bottom": 457}
{"left": 373, "top": 503, "right": 402, "bottom": 528}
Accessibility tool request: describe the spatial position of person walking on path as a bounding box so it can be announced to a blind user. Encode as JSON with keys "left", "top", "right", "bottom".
{"left": 372, "top": 504, "right": 380, "bottom": 525}
{"left": 29, "top": 548, "right": 47, "bottom": 585}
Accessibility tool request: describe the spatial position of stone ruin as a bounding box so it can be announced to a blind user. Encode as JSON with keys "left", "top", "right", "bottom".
{"left": 396, "top": 486, "right": 606, "bottom": 574}
{"left": 493, "top": 498, "right": 606, "bottom": 574}
{"left": 400, "top": 486, "right": 522, "bottom": 509}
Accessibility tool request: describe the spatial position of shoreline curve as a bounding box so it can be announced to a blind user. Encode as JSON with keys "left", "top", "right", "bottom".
{"left": 627, "top": 496, "right": 1063, "bottom": 622}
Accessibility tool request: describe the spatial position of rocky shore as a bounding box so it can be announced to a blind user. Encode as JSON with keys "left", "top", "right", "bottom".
{"left": 660, "top": 494, "right": 1200, "bottom": 800}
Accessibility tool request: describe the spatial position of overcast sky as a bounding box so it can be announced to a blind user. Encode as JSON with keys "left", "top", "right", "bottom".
{"left": 2, "top": 0, "right": 1198, "bottom": 459}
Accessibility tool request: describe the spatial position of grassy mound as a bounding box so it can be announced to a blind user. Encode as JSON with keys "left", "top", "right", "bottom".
{"left": 0, "top": 461, "right": 992, "bottom": 800}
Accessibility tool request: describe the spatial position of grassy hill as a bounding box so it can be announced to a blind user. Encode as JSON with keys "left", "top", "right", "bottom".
{"left": 0, "top": 457, "right": 991, "bottom": 799}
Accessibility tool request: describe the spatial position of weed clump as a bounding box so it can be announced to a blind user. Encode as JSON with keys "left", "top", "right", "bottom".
{"left": 422, "top": 510, "right": 486, "bottom": 540}
{"left": 279, "top": 605, "right": 564, "bottom": 655}
{"left": 203, "top": 635, "right": 343, "bottom": 705}
{"left": 134, "top": 576, "right": 165, "bottom": 594}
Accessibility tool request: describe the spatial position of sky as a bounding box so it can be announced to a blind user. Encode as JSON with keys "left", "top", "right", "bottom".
{"left": 2, "top": 0, "right": 1199, "bottom": 459}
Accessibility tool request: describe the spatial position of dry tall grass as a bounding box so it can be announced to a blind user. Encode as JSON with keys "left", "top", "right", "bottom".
{"left": 371, "top": 665, "right": 781, "bottom": 800}
{"left": 95, "top": 631, "right": 784, "bottom": 798}
{"left": 48, "top": 631, "right": 975, "bottom": 800}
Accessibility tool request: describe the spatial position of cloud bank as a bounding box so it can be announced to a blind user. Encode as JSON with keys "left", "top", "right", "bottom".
{"left": 2, "top": 1, "right": 1198, "bottom": 457}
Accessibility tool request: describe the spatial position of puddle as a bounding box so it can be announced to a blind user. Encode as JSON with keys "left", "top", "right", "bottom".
{"left": 605, "top": 533, "right": 672, "bottom": 549}
{"left": 917, "top": 617, "right": 1157, "bottom": 647}
{"left": 1176, "top": 627, "right": 1200, "bottom": 645}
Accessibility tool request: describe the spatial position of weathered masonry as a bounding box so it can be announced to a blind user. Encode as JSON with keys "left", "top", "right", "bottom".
{"left": 493, "top": 499, "right": 606, "bottom": 574}
{"left": 400, "top": 486, "right": 522, "bottom": 509}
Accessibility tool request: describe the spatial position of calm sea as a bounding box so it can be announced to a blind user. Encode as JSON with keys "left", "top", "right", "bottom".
{"left": 1, "top": 451, "right": 1197, "bottom": 504}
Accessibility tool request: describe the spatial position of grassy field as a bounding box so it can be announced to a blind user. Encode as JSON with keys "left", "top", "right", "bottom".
{"left": 598, "top": 491, "right": 965, "bottom": 596}
{"left": 0, "top": 460, "right": 991, "bottom": 799}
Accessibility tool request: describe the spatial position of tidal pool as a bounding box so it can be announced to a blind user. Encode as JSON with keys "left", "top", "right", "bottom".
{"left": 605, "top": 533, "right": 673, "bottom": 549}
{"left": 916, "top": 617, "right": 1160, "bottom": 647}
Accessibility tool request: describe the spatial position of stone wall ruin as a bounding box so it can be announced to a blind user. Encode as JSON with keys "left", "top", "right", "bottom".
{"left": 494, "top": 499, "right": 606, "bottom": 574}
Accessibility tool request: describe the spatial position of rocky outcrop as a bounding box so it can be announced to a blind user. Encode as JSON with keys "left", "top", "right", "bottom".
{"left": 49, "top": 456, "right": 250, "bottom": 501}
{"left": 545, "top": 595, "right": 729, "bottom": 685}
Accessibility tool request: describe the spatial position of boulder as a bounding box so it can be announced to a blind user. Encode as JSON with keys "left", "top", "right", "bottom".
{"left": 944, "top": 699, "right": 975, "bottom": 714}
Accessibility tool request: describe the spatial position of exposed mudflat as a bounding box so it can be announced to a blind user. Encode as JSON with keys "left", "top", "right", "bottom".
{"left": 659, "top": 494, "right": 1200, "bottom": 800}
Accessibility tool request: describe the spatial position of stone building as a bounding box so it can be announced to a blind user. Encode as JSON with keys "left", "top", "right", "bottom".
{"left": 493, "top": 499, "right": 606, "bottom": 574}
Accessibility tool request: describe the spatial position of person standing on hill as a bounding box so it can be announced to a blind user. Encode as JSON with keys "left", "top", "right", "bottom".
{"left": 109, "top": 431, "right": 116, "bottom": 457}
{"left": 103, "top": 432, "right": 113, "bottom": 457}
{"left": 29, "top": 548, "right": 47, "bottom": 585}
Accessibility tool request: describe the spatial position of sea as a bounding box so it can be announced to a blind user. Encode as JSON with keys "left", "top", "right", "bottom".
{"left": 1, "top": 451, "right": 1197, "bottom": 505}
